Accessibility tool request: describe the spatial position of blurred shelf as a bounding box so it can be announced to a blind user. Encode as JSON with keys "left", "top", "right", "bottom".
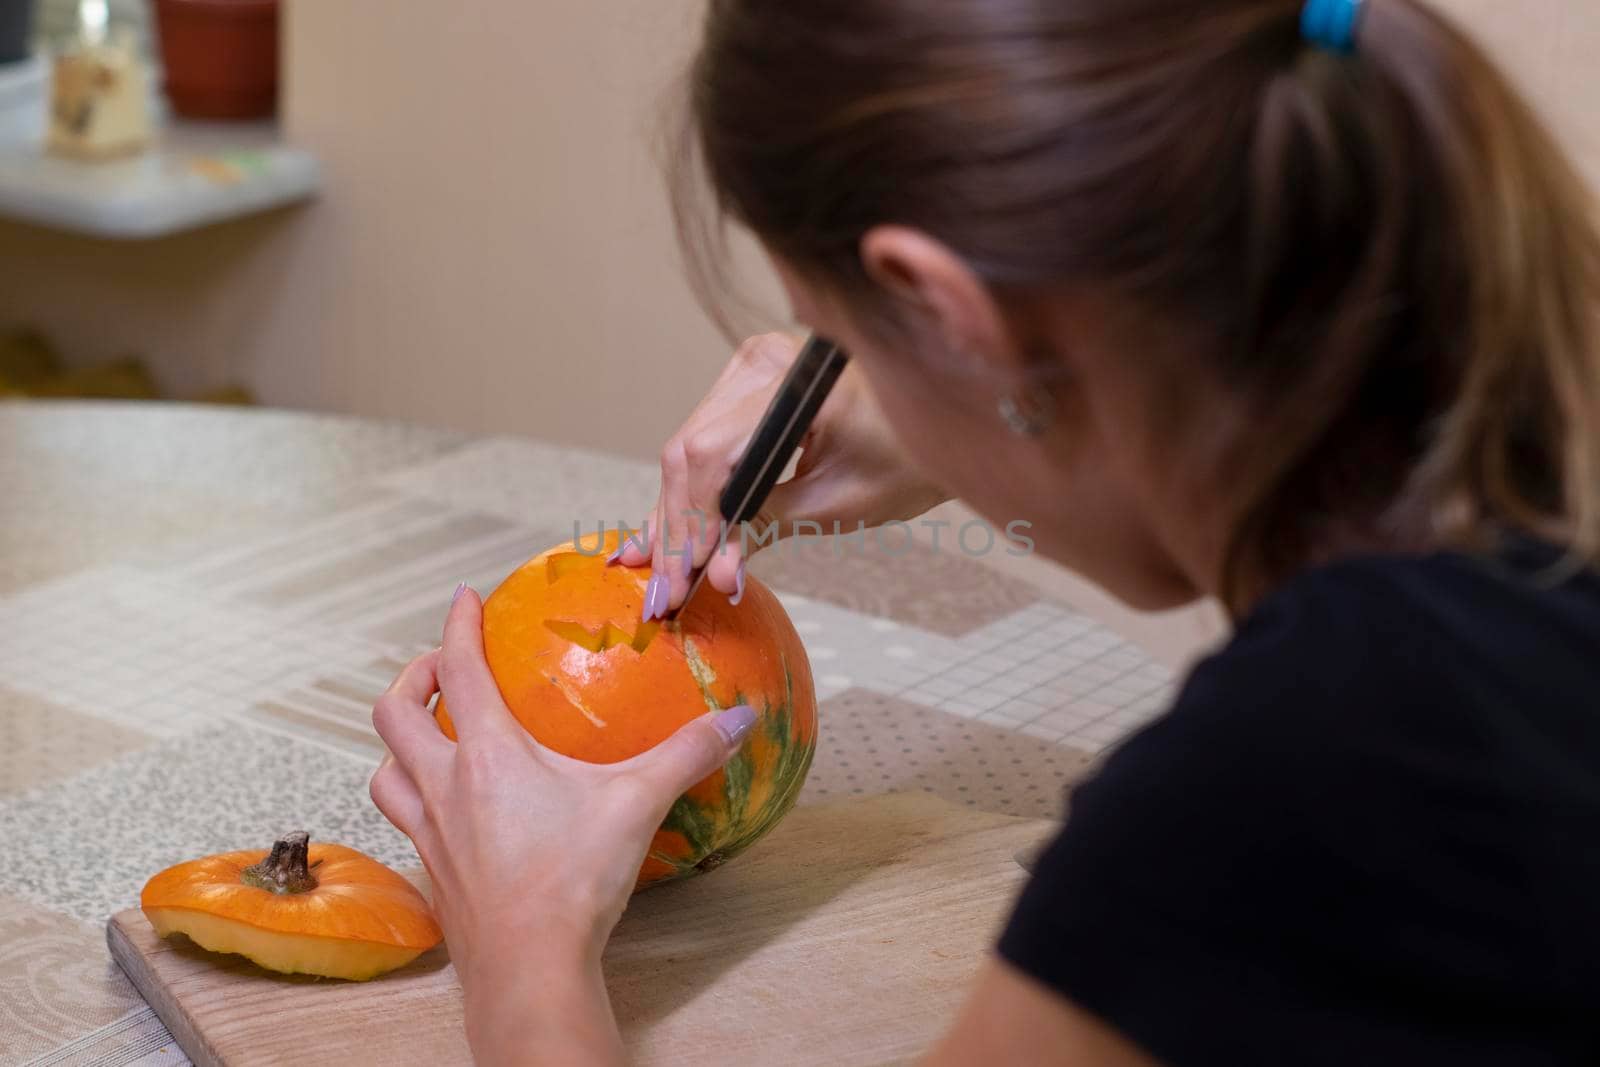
{"left": 0, "top": 120, "right": 320, "bottom": 239}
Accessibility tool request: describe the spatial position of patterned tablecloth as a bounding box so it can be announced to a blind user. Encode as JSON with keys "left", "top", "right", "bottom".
{"left": 0, "top": 402, "right": 1178, "bottom": 1066}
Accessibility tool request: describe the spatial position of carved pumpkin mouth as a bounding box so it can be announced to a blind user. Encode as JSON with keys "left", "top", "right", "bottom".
{"left": 543, "top": 618, "right": 662, "bottom": 654}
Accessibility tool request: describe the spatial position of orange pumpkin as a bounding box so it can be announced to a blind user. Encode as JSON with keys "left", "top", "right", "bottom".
{"left": 142, "top": 831, "right": 442, "bottom": 981}
{"left": 437, "top": 529, "right": 817, "bottom": 887}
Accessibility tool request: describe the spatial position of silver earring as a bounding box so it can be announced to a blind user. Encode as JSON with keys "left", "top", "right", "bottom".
{"left": 998, "top": 388, "right": 1056, "bottom": 436}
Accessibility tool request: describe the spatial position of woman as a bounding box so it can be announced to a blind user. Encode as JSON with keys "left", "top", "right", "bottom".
{"left": 368, "top": 0, "right": 1600, "bottom": 1061}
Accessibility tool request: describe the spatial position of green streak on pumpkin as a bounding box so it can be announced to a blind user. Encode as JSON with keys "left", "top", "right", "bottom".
{"left": 653, "top": 654, "right": 815, "bottom": 882}
{"left": 721, "top": 688, "right": 754, "bottom": 825}
{"left": 727, "top": 667, "right": 813, "bottom": 854}
{"left": 782, "top": 651, "right": 794, "bottom": 730}
{"left": 661, "top": 788, "right": 721, "bottom": 856}
{"left": 729, "top": 742, "right": 812, "bottom": 851}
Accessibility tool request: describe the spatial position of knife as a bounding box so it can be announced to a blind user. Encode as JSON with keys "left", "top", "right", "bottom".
{"left": 664, "top": 335, "right": 849, "bottom": 621}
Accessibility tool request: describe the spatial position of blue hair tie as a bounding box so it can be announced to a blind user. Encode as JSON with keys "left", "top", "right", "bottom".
{"left": 1301, "top": 0, "right": 1365, "bottom": 54}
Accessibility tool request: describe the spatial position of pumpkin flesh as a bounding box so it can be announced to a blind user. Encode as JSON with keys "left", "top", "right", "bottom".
{"left": 143, "top": 907, "right": 427, "bottom": 981}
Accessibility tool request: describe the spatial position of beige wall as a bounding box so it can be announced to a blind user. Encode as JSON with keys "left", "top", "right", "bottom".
{"left": 0, "top": 0, "right": 1594, "bottom": 462}
{"left": 1436, "top": 0, "right": 1600, "bottom": 178}
{"left": 0, "top": 0, "right": 782, "bottom": 458}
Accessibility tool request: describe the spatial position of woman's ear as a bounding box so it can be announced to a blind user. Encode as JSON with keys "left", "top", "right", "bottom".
{"left": 860, "top": 225, "right": 1012, "bottom": 369}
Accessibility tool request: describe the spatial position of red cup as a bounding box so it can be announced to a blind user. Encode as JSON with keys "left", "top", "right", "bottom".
{"left": 153, "top": 0, "right": 278, "bottom": 120}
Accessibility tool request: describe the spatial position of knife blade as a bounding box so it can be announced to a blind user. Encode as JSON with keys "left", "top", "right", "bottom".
{"left": 664, "top": 335, "right": 849, "bottom": 621}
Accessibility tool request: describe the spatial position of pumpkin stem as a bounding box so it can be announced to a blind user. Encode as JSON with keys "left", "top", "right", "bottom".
{"left": 240, "top": 831, "right": 320, "bottom": 895}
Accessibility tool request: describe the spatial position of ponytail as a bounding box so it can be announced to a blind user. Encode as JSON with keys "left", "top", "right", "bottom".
{"left": 1227, "top": 0, "right": 1600, "bottom": 602}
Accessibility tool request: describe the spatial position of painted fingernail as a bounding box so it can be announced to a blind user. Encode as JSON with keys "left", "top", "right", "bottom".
{"left": 712, "top": 704, "right": 758, "bottom": 746}
{"left": 642, "top": 574, "right": 668, "bottom": 621}
{"left": 452, "top": 582, "right": 467, "bottom": 604}
{"left": 729, "top": 562, "right": 746, "bottom": 607}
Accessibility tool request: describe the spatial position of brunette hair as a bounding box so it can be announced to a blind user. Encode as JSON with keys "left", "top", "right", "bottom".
{"left": 671, "top": 0, "right": 1600, "bottom": 606}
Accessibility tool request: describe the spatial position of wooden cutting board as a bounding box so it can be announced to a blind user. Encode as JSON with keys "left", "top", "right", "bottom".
{"left": 108, "top": 793, "right": 1056, "bottom": 1066}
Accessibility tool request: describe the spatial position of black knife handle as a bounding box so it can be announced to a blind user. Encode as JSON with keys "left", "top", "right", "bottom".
{"left": 718, "top": 336, "right": 849, "bottom": 527}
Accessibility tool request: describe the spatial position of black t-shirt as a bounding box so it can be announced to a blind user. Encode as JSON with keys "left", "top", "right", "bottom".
{"left": 999, "top": 541, "right": 1600, "bottom": 1066}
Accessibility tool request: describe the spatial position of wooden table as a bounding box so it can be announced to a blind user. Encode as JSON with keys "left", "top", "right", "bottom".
{"left": 0, "top": 401, "right": 1178, "bottom": 1066}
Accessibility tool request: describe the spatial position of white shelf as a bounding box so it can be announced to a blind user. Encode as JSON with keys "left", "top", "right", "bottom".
{"left": 0, "top": 120, "right": 320, "bottom": 239}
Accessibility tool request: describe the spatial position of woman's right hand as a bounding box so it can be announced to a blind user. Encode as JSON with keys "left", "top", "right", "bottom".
{"left": 617, "top": 332, "right": 948, "bottom": 614}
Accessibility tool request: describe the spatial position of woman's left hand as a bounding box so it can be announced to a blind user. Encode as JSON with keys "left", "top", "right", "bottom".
{"left": 368, "top": 585, "right": 756, "bottom": 1065}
